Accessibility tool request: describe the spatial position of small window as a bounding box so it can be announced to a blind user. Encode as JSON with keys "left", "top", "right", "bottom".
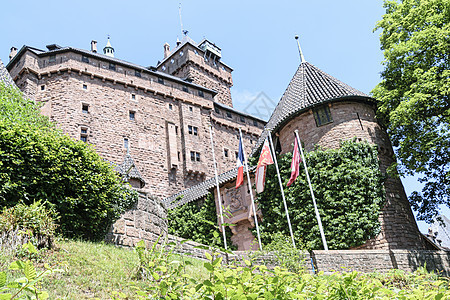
{"left": 162, "top": 66, "right": 166, "bottom": 71}
{"left": 182, "top": 86, "right": 189, "bottom": 93}
{"left": 178, "top": 151, "right": 181, "bottom": 161}
{"left": 224, "top": 149, "right": 229, "bottom": 158}
{"left": 189, "top": 106, "right": 193, "bottom": 112}
{"left": 198, "top": 90, "right": 204, "bottom": 98}
{"left": 226, "top": 112, "right": 232, "bottom": 119}
{"left": 222, "top": 66, "right": 225, "bottom": 71}
{"left": 109, "top": 63, "right": 116, "bottom": 71}
{"left": 169, "top": 103, "right": 173, "bottom": 110}
{"left": 253, "top": 120, "right": 258, "bottom": 127}
{"left": 194, "top": 50, "right": 199, "bottom": 55}
{"left": 49, "top": 55, "right": 56, "bottom": 63}
{"left": 135, "top": 70, "right": 141, "bottom": 78}
{"left": 82, "top": 56, "right": 89, "bottom": 63}
{"left": 170, "top": 58, "right": 175, "bottom": 64}
{"left": 80, "top": 127, "right": 88, "bottom": 142}
{"left": 193, "top": 127, "right": 198, "bottom": 136}
{"left": 41, "top": 85, "right": 45, "bottom": 91}
{"left": 175, "top": 126, "right": 178, "bottom": 135}
{"left": 82, "top": 104, "right": 89, "bottom": 114}
{"left": 196, "top": 152, "right": 200, "bottom": 161}
{"left": 235, "top": 151, "right": 239, "bottom": 159}
{"left": 81, "top": 128, "right": 87, "bottom": 134}
{"left": 80, "top": 136, "right": 87, "bottom": 142}
{"left": 158, "top": 77, "right": 164, "bottom": 85}
{"left": 188, "top": 125, "right": 193, "bottom": 134}
{"left": 83, "top": 84, "right": 87, "bottom": 90}
{"left": 240, "top": 116, "right": 245, "bottom": 123}
{"left": 313, "top": 105, "right": 333, "bottom": 127}
{"left": 124, "top": 138, "right": 129, "bottom": 150}
{"left": 129, "top": 111, "right": 135, "bottom": 120}
{"left": 215, "top": 107, "right": 220, "bottom": 114}
{"left": 190, "top": 151, "right": 195, "bottom": 161}
{"left": 180, "top": 50, "right": 184, "bottom": 56}
{"left": 131, "top": 94, "right": 136, "bottom": 100}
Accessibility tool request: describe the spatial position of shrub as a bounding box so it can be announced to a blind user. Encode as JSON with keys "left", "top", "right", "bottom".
{"left": 0, "top": 81, "right": 138, "bottom": 241}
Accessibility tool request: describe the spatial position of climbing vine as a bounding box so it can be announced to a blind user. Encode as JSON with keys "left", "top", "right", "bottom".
{"left": 168, "top": 193, "right": 235, "bottom": 249}
{"left": 256, "top": 140, "right": 385, "bottom": 250}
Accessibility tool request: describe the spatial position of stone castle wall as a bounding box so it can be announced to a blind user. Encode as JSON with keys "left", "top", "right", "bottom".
{"left": 278, "top": 101, "right": 425, "bottom": 249}
{"left": 8, "top": 49, "right": 263, "bottom": 199}
{"left": 105, "top": 190, "right": 168, "bottom": 247}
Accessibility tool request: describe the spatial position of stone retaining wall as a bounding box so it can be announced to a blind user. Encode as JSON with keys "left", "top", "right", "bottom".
{"left": 105, "top": 190, "right": 168, "bottom": 247}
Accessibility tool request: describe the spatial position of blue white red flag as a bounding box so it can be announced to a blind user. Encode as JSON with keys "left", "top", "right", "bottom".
{"left": 236, "top": 136, "right": 245, "bottom": 188}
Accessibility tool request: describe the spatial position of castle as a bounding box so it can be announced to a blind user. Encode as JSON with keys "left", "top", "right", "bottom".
{"left": 4, "top": 37, "right": 429, "bottom": 251}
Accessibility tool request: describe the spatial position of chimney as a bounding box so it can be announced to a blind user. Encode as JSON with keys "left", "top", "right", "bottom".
{"left": 91, "top": 40, "right": 97, "bottom": 53}
{"left": 9, "top": 47, "right": 17, "bottom": 61}
{"left": 163, "top": 43, "right": 171, "bottom": 59}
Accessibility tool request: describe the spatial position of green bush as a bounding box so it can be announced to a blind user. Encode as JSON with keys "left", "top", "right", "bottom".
{"left": 0, "top": 82, "right": 138, "bottom": 241}
{"left": 255, "top": 140, "right": 385, "bottom": 250}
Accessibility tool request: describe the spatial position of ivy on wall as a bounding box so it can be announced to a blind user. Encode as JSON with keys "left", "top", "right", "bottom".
{"left": 255, "top": 140, "right": 385, "bottom": 250}
{"left": 168, "top": 193, "right": 235, "bottom": 249}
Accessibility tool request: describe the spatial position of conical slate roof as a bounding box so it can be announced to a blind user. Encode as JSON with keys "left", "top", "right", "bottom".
{"left": 0, "top": 59, "right": 15, "bottom": 87}
{"left": 252, "top": 61, "right": 374, "bottom": 153}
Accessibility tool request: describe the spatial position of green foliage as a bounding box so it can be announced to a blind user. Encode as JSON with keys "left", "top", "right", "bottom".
{"left": 256, "top": 140, "right": 385, "bottom": 250}
{"left": 115, "top": 242, "right": 450, "bottom": 299}
{"left": 168, "top": 193, "right": 235, "bottom": 249}
{"left": 0, "top": 242, "right": 62, "bottom": 300}
{"left": 0, "top": 80, "right": 138, "bottom": 241}
{"left": 372, "top": 0, "right": 450, "bottom": 221}
{"left": 0, "top": 201, "right": 58, "bottom": 239}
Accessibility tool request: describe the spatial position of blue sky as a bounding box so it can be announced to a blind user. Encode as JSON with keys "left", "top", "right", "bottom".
{"left": 1, "top": 0, "right": 446, "bottom": 232}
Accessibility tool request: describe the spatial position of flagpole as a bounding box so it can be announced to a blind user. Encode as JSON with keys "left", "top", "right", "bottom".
{"left": 267, "top": 131, "right": 296, "bottom": 249}
{"left": 239, "top": 128, "right": 263, "bottom": 251}
{"left": 208, "top": 124, "right": 228, "bottom": 250}
{"left": 294, "top": 130, "right": 329, "bottom": 251}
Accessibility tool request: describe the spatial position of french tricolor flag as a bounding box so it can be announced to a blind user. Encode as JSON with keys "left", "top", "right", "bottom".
{"left": 236, "top": 136, "right": 245, "bottom": 188}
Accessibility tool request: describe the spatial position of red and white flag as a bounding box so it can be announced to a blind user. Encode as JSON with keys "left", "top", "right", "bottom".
{"left": 236, "top": 136, "right": 245, "bottom": 188}
{"left": 287, "top": 136, "right": 301, "bottom": 187}
{"left": 255, "top": 139, "right": 274, "bottom": 193}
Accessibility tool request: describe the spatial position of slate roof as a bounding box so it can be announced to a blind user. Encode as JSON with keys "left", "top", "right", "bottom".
{"left": 163, "top": 61, "right": 376, "bottom": 209}
{"left": 162, "top": 166, "right": 256, "bottom": 209}
{"left": 0, "top": 59, "right": 15, "bottom": 87}
{"left": 113, "top": 153, "right": 146, "bottom": 188}
{"left": 251, "top": 61, "right": 374, "bottom": 154}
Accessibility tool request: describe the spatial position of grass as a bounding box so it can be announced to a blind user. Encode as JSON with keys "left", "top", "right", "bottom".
{"left": 1, "top": 238, "right": 206, "bottom": 299}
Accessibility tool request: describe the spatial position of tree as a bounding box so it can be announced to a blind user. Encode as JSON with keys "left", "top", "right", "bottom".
{"left": 372, "top": 0, "right": 450, "bottom": 222}
{"left": 0, "top": 83, "right": 138, "bottom": 240}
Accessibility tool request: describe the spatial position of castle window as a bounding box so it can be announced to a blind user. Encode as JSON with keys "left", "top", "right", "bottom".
{"left": 182, "top": 86, "right": 189, "bottom": 93}
{"left": 169, "top": 103, "right": 173, "bottom": 110}
{"left": 82, "top": 56, "right": 89, "bottom": 63}
{"left": 193, "top": 127, "right": 198, "bottom": 136}
{"left": 180, "top": 50, "right": 184, "bottom": 56}
{"left": 235, "top": 151, "right": 239, "bottom": 159}
{"left": 129, "top": 111, "right": 135, "bottom": 121}
{"left": 253, "top": 120, "right": 258, "bottom": 127}
{"left": 158, "top": 77, "right": 164, "bottom": 85}
{"left": 170, "top": 58, "right": 175, "bottom": 64}
{"left": 82, "top": 104, "right": 89, "bottom": 114}
{"left": 226, "top": 112, "right": 232, "bottom": 119}
{"left": 178, "top": 151, "right": 181, "bottom": 161}
{"left": 224, "top": 148, "right": 229, "bottom": 158}
{"left": 190, "top": 151, "right": 195, "bottom": 161}
{"left": 198, "top": 90, "right": 204, "bottom": 98}
{"left": 135, "top": 70, "right": 141, "bottom": 78}
{"left": 222, "top": 66, "right": 225, "bottom": 71}
{"left": 194, "top": 50, "right": 198, "bottom": 55}
{"left": 124, "top": 138, "right": 129, "bottom": 150}
{"left": 83, "top": 84, "right": 87, "bottom": 90}
{"left": 313, "top": 105, "right": 333, "bottom": 127}
{"left": 49, "top": 55, "right": 56, "bottom": 63}
{"left": 240, "top": 116, "right": 245, "bottom": 123}
{"left": 109, "top": 63, "right": 116, "bottom": 71}
{"left": 175, "top": 126, "right": 178, "bottom": 135}
{"left": 162, "top": 66, "right": 166, "bottom": 71}
{"left": 131, "top": 94, "right": 136, "bottom": 100}
{"left": 80, "top": 127, "right": 88, "bottom": 142}
{"left": 215, "top": 107, "right": 220, "bottom": 114}
{"left": 41, "top": 85, "right": 45, "bottom": 91}
{"left": 189, "top": 106, "right": 193, "bottom": 112}
{"left": 188, "top": 125, "right": 193, "bottom": 134}
{"left": 196, "top": 152, "right": 200, "bottom": 161}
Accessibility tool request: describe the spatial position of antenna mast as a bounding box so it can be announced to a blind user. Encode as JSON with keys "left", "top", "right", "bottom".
{"left": 179, "top": 3, "right": 183, "bottom": 35}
